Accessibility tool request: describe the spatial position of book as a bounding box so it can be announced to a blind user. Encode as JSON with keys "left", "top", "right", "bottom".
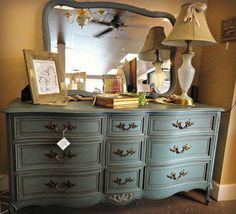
{"left": 95, "top": 94, "right": 139, "bottom": 109}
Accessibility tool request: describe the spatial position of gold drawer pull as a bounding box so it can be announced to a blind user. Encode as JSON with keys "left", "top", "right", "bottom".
{"left": 115, "top": 122, "right": 138, "bottom": 130}
{"left": 44, "top": 121, "right": 77, "bottom": 133}
{"left": 44, "top": 150, "right": 77, "bottom": 161}
{"left": 112, "top": 148, "right": 136, "bottom": 157}
{"left": 44, "top": 179, "right": 76, "bottom": 191}
{"left": 109, "top": 193, "right": 134, "bottom": 202}
{"left": 172, "top": 119, "right": 194, "bottom": 129}
{"left": 169, "top": 144, "right": 191, "bottom": 154}
{"left": 167, "top": 169, "right": 188, "bottom": 180}
{"left": 113, "top": 177, "right": 134, "bottom": 185}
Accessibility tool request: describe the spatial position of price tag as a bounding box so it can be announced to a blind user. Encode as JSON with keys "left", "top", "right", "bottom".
{"left": 57, "top": 137, "right": 71, "bottom": 150}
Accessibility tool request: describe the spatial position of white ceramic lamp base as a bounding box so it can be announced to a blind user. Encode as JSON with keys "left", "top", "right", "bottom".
{"left": 176, "top": 52, "right": 195, "bottom": 105}
{"left": 152, "top": 62, "right": 166, "bottom": 92}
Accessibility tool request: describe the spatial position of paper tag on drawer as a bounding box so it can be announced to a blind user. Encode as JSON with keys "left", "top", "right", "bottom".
{"left": 57, "top": 137, "right": 71, "bottom": 150}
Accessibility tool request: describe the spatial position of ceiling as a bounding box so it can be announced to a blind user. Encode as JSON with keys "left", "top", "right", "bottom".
{"left": 48, "top": 7, "right": 173, "bottom": 75}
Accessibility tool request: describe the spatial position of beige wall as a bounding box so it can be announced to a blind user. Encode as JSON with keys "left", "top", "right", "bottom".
{"left": 0, "top": 0, "right": 48, "bottom": 173}
{"left": 198, "top": 0, "right": 236, "bottom": 184}
{"left": 221, "top": 82, "right": 236, "bottom": 184}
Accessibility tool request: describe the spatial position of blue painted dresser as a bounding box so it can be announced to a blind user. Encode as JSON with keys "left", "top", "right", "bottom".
{"left": 1, "top": 99, "right": 222, "bottom": 212}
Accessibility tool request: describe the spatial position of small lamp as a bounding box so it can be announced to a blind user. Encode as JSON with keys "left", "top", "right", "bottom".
{"left": 139, "top": 26, "right": 171, "bottom": 91}
{"left": 162, "top": 3, "right": 216, "bottom": 105}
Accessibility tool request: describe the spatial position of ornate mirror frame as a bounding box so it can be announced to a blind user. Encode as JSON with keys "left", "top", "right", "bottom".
{"left": 42, "top": 0, "right": 177, "bottom": 96}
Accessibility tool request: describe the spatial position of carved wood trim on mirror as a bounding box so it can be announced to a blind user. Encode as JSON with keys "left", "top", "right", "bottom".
{"left": 42, "top": 0, "right": 177, "bottom": 96}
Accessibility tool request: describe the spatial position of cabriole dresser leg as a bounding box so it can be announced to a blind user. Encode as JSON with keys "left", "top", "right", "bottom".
{"left": 205, "top": 184, "right": 213, "bottom": 205}
{"left": 8, "top": 203, "right": 17, "bottom": 214}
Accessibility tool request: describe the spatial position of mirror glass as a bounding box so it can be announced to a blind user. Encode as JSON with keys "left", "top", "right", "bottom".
{"left": 44, "top": 2, "right": 176, "bottom": 95}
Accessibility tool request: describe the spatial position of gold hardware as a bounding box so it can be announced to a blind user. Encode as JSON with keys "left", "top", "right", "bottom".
{"left": 174, "top": 97, "right": 194, "bottom": 106}
{"left": 44, "top": 179, "right": 57, "bottom": 188}
{"left": 112, "top": 177, "right": 134, "bottom": 185}
{"left": 169, "top": 144, "right": 191, "bottom": 154}
{"left": 112, "top": 148, "right": 136, "bottom": 157}
{"left": 108, "top": 193, "right": 134, "bottom": 202}
{"left": 167, "top": 169, "right": 188, "bottom": 180}
{"left": 115, "top": 122, "right": 138, "bottom": 130}
{"left": 44, "top": 179, "right": 76, "bottom": 191}
{"left": 44, "top": 121, "right": 77, "bottom": 132}
{"left": 44, "top": 150, "right": 77, "bottom": 161}
{"left": 172, "top": 119, "right": 194, "bottom": 129}
{"left": 44, "top": 121, "right": 58, "bottom": 131}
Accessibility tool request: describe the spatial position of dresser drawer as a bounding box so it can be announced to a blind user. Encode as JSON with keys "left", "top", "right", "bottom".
{"left": 105, "top": 167, "right": 142, "bottom": 193}
{"left": 144, "top": 162, "right": 208, "bottom": 189}
{"left": 148, "top": 113, "right": 216, "bottom": 136}
{"left": 146, "top": 136, "right": 212, "bottom": 164}
{"left": 14, "top": 115, "right": 103, "bottom": 139}
{"left": 17, "top": 171, "right": 101, "bottom": 201}
{"left": 107, "top": 115, "right": 145, "bottom": 137}
{"left": 106, "top": 138, "right": 144, "bottom": 166}
{"left": 15, "top": 140, "right": 102, "bottom": 171}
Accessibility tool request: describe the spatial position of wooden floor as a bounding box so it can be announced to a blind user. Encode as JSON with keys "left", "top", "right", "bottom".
{"left": 2, "top": 191, "right": 236, "bottom": 214}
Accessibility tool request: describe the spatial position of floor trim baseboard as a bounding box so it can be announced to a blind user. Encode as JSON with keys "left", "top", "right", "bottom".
{"left": 0, "top": 174, "right": 9, "bottom": 192}
{"left": 212, "top": 180, "right": 236, "bottom": 201}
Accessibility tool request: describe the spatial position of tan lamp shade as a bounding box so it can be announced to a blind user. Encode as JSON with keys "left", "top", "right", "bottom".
{"left": 162, "top": 3, "right": 216, "bottom": 47}
{"left": 139, "top": 26, "right": 171, "bottom": 61}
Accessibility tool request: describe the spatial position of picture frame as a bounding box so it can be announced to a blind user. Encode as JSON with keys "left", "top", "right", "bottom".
{"left": 23, "top": 49, "right": 67, "bottom": 104}
{"left": 221, "top": 16, "right": 236, "bottom": 42}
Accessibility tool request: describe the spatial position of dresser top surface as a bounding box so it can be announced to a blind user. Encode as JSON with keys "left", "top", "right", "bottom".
{"left": 0, "top": 98, "right": 223, "bottom": 114}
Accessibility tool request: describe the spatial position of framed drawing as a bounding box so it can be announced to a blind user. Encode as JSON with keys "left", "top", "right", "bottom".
{"left": 23, "top": 49, "right": 67, "bottom": 104}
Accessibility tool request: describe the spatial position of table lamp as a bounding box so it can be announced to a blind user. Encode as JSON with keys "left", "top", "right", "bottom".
{"left": 139, "top": 26, "right": 171, "bottom": 91}
{"left": 162, "top": 2, "right": 216, "bottom": 105}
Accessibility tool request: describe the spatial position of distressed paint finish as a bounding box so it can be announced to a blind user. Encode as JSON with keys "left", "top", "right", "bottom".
{"left": 1, "top": 100, "right": 222, "bottom": 212}
{"left": 146, "top": 136, "right": 212, "bottom": 164}
{"left": 15, "top": 140, "right": 102, "bottom": 171}
{"left": 14, "top": 115, "right": 103, "bottom": 139}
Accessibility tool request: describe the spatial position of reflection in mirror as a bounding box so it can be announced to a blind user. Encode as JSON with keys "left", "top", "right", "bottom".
{"left": 138, "top": 26, "right": 171, "bottom": 94}
{"left": 44, "top": 2, "right": 176, "bottom": 96}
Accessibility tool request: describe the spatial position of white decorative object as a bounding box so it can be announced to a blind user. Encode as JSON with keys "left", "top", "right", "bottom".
{"left": 178, "top": 53, "right": 195, "bottom": 101}
{"left": 57, "top": 137, "right": 71, "bottom": 150}
{"left": 108, "top": 193, "right": 134, "bottom": 202}
{"left": 152, "top": 62, "right": 166, "bottom": 90}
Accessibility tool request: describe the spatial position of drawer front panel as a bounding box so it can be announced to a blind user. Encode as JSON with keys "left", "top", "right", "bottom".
{"left": 146, "top": 136, "right": 212, "bottom": 164}
{"left": 144, "top": 162, "right": 208, "bottom": 189}
{"left": 17, "top": 171, "right": 101, "bottom": 200}
{"left": 107, "top": 115, "right": 145, "bottom": 137}
{"left": 14, "top": 115, "right": 103, "bottom": 139}
{"left": 148, "top": 113, "right": 215, "bottom": 135}
{"left": 106, "top": 139, "right": 143, "bottom": 165}
{"left": 105, "top": 168, "right": 142, "bottom": 193}
{"left": 15, "top": 140, "right": 102, "bottom": 171}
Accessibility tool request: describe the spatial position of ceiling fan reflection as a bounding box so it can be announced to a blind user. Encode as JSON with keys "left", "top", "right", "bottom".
{"left": 92, "top": 14, "right": 145, "bottom": 38}
{"left": 92, "top": 14, "right": 127, "bottom": 37}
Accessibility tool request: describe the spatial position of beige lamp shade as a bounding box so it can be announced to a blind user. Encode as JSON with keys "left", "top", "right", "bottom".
{"left": 139, "top": 26, "right": 171, "bottom": 61}
{"left": 162, "top": 3, "right": 216, "bottom": 47}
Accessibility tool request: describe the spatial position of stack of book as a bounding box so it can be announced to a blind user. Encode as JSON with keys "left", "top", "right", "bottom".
{"left": 95, "top": 94, "right": 139, "bottom": 109}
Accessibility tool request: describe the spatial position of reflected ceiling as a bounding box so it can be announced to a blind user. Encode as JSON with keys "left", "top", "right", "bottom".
{"left": 48, "top": 7, "right": 173, "bottom": 75}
